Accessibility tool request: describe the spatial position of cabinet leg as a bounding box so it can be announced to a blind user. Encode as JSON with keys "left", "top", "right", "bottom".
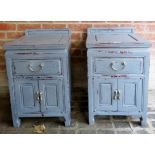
{"left": 64, "top": 113, "right": 71, "bottom": 127}
{"left": 140, "top": 116, "right": 147, "bottom": 127}
{"left": 12, "top": 116, "right": 21, "bottom": 128}
{"left": 89, "top": 115, "right": 95, "bottom": 125}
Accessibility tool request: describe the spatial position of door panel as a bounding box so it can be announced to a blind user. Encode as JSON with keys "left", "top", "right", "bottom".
{"left": 45, "top": 85, "right": 57, "bottom": 107}
{"left": 94, "top": 78, "right": 117, "bottom": 111}
{"left": 39, "top": 79, "right": 63, "bottom": 113}
{"left": 14, "top": 79, "right": 40, "bottom": 114}
{"left": 118, "top": 79, "right": 142, "bottom": 112}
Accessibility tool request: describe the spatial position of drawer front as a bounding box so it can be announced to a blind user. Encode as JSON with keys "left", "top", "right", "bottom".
{"left": 13, "top": 59, "right": 62, "bottom": 76}
{"left": 94, "top": 58, "right": 143, "bottom": 75}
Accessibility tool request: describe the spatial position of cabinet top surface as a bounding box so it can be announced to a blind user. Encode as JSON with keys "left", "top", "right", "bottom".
{"left": 86, "top": 28, "right": 151, "bottom": 48}
{"left": 4, "top": 29, "right": 71, "bottom": 50}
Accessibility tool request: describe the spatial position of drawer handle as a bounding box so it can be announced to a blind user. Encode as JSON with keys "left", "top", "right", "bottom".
{"left": 28, "top": 63, "right": 44, "bottom": 73}
{"left": 111, "top": 61, "right": 127, "bottom": 71}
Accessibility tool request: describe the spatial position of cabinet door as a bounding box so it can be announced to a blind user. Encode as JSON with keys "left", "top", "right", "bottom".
{"left": 118, "top": 79, "right": 142, "bottom": 112}
{"left": 39, "top": 79, "right": 63, "bottom": 113}
{"left": 94, "top": 78, "right": 117, "bottom": 111}
{"left": 14, "top": 79, "right": 40, "bottom": 114}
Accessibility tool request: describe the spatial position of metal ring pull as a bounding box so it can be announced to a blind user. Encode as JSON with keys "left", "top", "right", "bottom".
{"left": 28, "top": 63, "right": 44, "bottom": 73}
{"left": 111, "top": 61, "right": 127, "bottom": 71}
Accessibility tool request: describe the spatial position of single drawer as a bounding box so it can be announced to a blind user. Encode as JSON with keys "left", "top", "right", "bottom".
{"left": 94, "top": 57, "right": 143, "bottom": 74}
{"left": 13, "top": 59, "right": 62, "bottom": 75}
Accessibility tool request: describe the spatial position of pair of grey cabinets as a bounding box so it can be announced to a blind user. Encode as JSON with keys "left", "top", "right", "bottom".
{"left": 4, "top": 28, "right": 151, "bottom": 128}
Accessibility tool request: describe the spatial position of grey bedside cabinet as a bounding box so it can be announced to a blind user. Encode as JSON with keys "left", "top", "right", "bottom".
{"left": 86, "top": 28, "right": 151, "bottom": 126}
{"left": 4, "top": 29, "right": 71, "bottom": 127}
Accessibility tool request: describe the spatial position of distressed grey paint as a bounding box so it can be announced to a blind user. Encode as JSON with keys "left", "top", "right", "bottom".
{"left": 4, "top": 29, "right": 71, "bottom": 127}
{"left": 13, "top": 59, "right": 62, "bottom": 75}
{"left": 94, "top": 78, "right": 117, "bottom": 111}
{"left": 87, "top": 28, "right": 151, "bottom": 126}
{"left": 94, "top": 58, "right": 143, "bottom": 74}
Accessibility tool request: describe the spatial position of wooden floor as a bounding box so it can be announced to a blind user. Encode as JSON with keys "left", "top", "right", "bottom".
{"left": 0, "top": 90, "right": 155, "bottom": 134}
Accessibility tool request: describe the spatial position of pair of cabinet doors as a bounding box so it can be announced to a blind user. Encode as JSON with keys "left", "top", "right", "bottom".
{"left": 94, "top": 77, "right": 142, "bottom": 112}
{"left": 14, "top": 79, "right": 63, "bottom": 115}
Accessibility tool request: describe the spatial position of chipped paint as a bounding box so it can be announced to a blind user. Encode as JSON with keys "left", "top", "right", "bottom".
{"left": 5, "top": 29, "right": 71, "bottom": 127}
{"left": 107, "top": 51, "right": 117, "bottom": 54}
{"left": 120, "top": 50, "right": 132, "bottom": 54}
{"left": 111, "top": 75, "right": 128, "bottom": 78}
{"left": 97, "top": 50, "right": 132, "bottom": 54}
{"left": 87, "top": 28, "right": 151, "bottom": 126}
{"left": 16, "top": 52, "right": 39, "bottom": 55}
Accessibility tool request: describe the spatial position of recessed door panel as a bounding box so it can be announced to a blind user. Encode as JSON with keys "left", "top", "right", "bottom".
{"left": 118, "top": 79, "right": 142, "bottom": 112}
{"left": 39, "top": 79, "right": 63, "bottom": 113}
{"left": 14, "top": 79, "right": 40, "bottom": 114}
{"left": 94, "top": 78, "right": 117, "bottom": 111}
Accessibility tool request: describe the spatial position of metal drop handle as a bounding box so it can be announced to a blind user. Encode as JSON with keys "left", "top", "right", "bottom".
{"left": 35, "top": 91, "right": 40, "bottom": 101}
{"left": 111, "top": 61, "right": 127, "bottom": 71}
{"left": 28, "top": 63, "right": 44, "bottom": 73}
{"left": 113, "top": 90, "right": 118, "bottom": 100}
{"left": 35, "top": 91, "right": 43, "bottom": 103}
{"left": 39, "top": 91, "right": 43, "bottom": 102}
{"left": 117, "top": 90, "right": 121, "bottom": 100}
